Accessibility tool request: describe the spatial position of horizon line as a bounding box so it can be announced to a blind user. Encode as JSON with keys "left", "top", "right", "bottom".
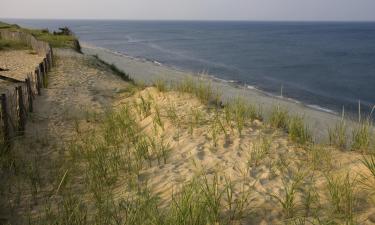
{"left": 2, "top": 17, "right": 375, "bottom": 23}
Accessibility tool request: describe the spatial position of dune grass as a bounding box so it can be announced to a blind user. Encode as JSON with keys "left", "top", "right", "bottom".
{"left": 328, "top": 118, "right": 348, "bottom": 150}
{"left": 351, "top": 119, "right": 372, "bottom": 152}
{"left": 325, "top": 172, "right": 357, "bottom": 223}
{"left": 270, "top": 172, "right": 304, "bottom": 219}
{"left": 269, "top": 106, "right": 289, "bottom": 130}
{"left": 92, "top": 55, "right": 133, "bottom": 82}
{"left": 287, "top": 115, "right": 312, "bottom": 145}
{"left": 175, "top": 77, "right": 218, "bottom": 105}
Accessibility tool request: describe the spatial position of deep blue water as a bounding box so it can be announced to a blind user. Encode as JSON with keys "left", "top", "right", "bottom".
{"left": 3, "top": 19, "right": 375, "bottom": 114}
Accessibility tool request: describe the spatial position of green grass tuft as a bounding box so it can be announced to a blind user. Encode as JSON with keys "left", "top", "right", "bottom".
{"left": 269, "top": 106, "right": 289, "bottom": 130}
{"left": 351, "top": 119, "right": 372, "bottom": 152}
{"left": 287, "top": 115, "right": 312, "bottom": 145}
{"left": 328, "top": 118, "right": 348, "bottom": 150}
{"left": 325, "top": 172, "right": 357, "bottom": 223}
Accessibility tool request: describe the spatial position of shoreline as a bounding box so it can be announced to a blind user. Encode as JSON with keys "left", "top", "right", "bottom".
{"left": 81, "top": 42, "right": 339, "bottom": 116}
{"left": 81, "top": 43, "right": 355, "bottom": 142}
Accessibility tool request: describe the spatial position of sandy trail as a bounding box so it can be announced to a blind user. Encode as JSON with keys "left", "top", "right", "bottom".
{"left": 2, "top": 48, "right": 129, "bottom": 222}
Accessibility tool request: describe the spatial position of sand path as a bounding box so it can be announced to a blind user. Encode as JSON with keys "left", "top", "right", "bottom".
{"left": 2, "top": 48, "right": 129, "bottom": 223}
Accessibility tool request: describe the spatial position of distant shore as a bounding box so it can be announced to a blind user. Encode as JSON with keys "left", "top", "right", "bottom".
{"left": 82, "top": 43, "right": 356, "bottom": 142}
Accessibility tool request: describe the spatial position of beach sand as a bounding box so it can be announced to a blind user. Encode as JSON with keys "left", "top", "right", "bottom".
{"left": 82, "top": 45, "right": 353, "bottom": 142}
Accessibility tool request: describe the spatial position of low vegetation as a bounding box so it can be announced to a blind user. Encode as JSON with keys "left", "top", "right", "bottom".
{"left": 1, "top": 36, "right": 375, "bottom": 224}
{"left": 0, "top": 39, "right": 30, "bottom": 51}
{"left": 0, "top": 21, "right": 80, "bottom": 51}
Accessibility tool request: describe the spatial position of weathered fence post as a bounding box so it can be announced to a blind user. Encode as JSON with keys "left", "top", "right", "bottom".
{"left": 44, "top": 58, "right": 48, "bottom": 88}
{"left": 39, "top": 62, "right": 44, "bottom": 87}
{"left": 46, "top": 53, "right": 50, "bottom": 69}
{"left": 25, "top": 78, "right": 33, "bottom": 112}
{"left": 35, "top": 68, "right": 41, "bottom": 96}
{"left": 17, "top": 86, "right": 26, "bottom": 133}
{"left": 50, "top": 48, "right": 54, "bottom": 66}
{"left": 43, "top": 58, "right": 47, "bottom": 75}
{"left": 44, "top": 58, "right": 49, "bottom": 73}
{"left": 1, "top": 94, "right": 10, "bottom": 146}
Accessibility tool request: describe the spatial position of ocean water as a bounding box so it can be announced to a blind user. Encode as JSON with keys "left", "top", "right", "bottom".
{"left": 4, "top": 19, "right": 375, "bottom": 115}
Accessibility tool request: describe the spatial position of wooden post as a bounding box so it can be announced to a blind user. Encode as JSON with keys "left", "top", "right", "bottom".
{"left": 39, "top": 63, "right": 44, "bottom": 88}
{"left": 43, "top": 58, "right": 47, "bottom": 74}
{"left": 44, "top": 57, "right": 49, "bottom": 73}
{"left": 1, "top": 94, "right": 10, "bottom": 146}
{"left": 35, "top": 68, "right": 41, "bottom": 95}
{"left": 43, "top": 58, "right": 48, "bottom": 87}
{"left": 49, "top": 49, "right": 53, "bottom": 66}
{"left": 46, "top": 53, "right": 50, "bottom": 69}
{"left": 26, "top": 78, "right": 33, "bottom": 112}
{"left": 17, "top": 86, "right": 26, "bottom": 133}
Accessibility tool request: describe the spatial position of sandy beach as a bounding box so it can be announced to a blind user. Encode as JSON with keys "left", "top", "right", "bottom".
{"left": 82, "top": 44, "right": 352, "bottom": 142}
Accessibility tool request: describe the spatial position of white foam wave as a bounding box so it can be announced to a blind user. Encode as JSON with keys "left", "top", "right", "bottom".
{"left": 307, "top": 104, "right": 337, "bottom": 114}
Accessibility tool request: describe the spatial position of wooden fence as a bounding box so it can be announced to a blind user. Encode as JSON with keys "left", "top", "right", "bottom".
{"left": 0, "top": 30, "right": 53, "bottom": 149}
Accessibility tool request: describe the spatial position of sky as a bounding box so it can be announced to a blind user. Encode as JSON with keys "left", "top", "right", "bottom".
{"left": 1, "top": 0, "right": 375, "bottom": 21}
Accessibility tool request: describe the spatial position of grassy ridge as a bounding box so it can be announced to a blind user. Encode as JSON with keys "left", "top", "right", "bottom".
{"left": 0, "top": 39, "right": 30, "bottom": 51}
{"left": 0, "top": 21, "right": 80, "bottom": 51}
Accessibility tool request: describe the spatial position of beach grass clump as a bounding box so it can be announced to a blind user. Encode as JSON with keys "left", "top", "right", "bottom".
{"left": 300, "top": 178, "right": 320, "bottom": 218}
{"left": 149, "top": 135, "right": 171, "bottom": 165}
{"left": 209, "top": 118, "right": 220, "bottom": 148}
{"left": 325, "top": 172, "right": 357, "bottom": 223}
{"left": 232, "top": 99, "right": 247, "bottom": 136}
{"left": 176, "top": 77, "right": 217, "bottom": 104}
{"left": 108, "top": 63, "right": 132, "bottom": 82}
{"left": 133, "top": 135, "right": 152, "bottom": 169}
{"left": 360, "top": 154, "right": 375, "bottom": 193}
{"left": 351, "top": 119, "right": 372, "bottom": 152}
{"left": 152, "top": 104, "right": 164, "bottom": 132}
{"left": 208, "top": 110, "right": 228, "bottom": 147}
{"left": 307, "top": 145, "right": 332, "bottom": 172}
{"left": 226, "top": 97, "right": 261, "bottom": 136}
{"left": 269, "top": 106, "right": 289, "bottom": 130}
{"left": 92, "top": 55, "right": 133, "bottom": 82}
{"left": 154, "top": 79, "right": 168, "bottom": 92}
{"left": 165, "top": 103, "right": 184, "bottom": 142}
{"left": 167, "top": 173, "right": 252, "bottom": 224}
{"left": 328, "top": 118, "right": 348, "bottom": 150}
{"left": 248, "top": 135, "right": 271, "bottom": 166}
{"left": 138, "top": 95, "right": 152, "bottom": 119}
{"left": 188, "top": 108, "right": 199, "bottom": 135}
{"left": 326, "top": 173, "right": 357, "bottom": 224}
{"left": 362, "top": 154, "right": 375, "bottom": 179}
{"left": 287, "top": 115, "right": 312, "bottom": 145}
{"left": 270, "top": 173, "right": 303, "bottom": 219}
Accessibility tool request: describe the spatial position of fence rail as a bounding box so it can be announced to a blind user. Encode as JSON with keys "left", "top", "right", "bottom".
{"left": 0, "top": 30, "right": 53, "bottom": 149}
